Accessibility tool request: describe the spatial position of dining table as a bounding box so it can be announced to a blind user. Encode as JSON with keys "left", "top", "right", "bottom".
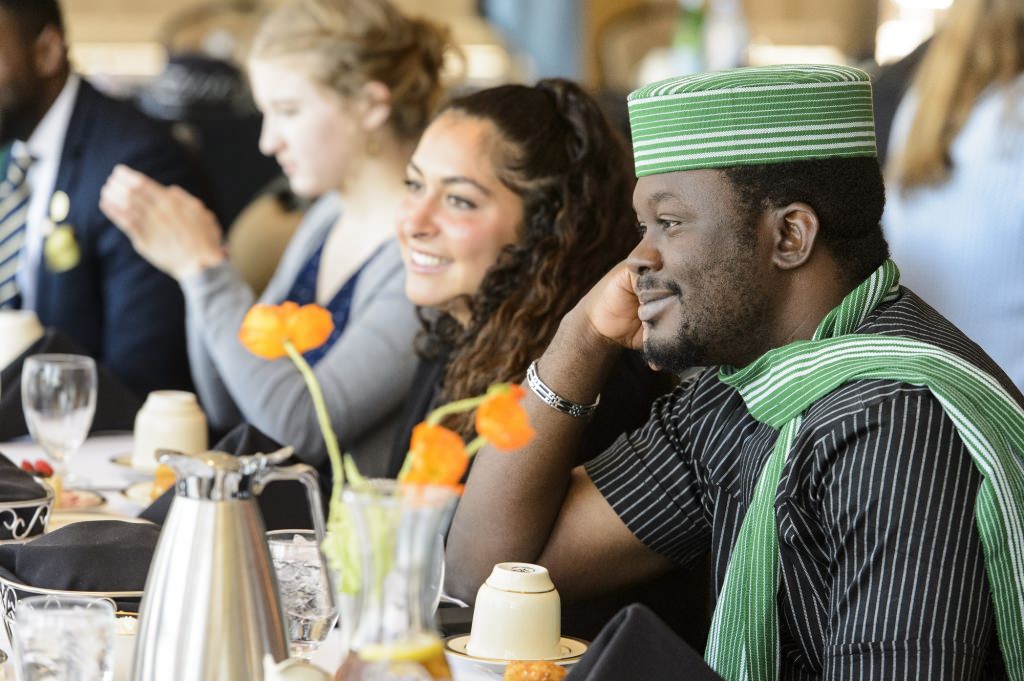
{"left": 0, "top": 432, "right": 349, "bottom": 680}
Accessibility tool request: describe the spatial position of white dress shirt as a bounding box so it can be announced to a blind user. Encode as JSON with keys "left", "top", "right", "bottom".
{"left": 13, "top": 73, "right": 80, "bottom": 310}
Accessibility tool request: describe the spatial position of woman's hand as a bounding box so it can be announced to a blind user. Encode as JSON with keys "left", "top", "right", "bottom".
{"left": 100, "top": 165, "right": 226, "bottom": 281}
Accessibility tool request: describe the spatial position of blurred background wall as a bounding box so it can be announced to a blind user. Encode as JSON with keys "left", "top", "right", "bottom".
{"left": 54, "top": 0, "right": 952, "bottom": 263}
{"left": 64, "top": 0, "right": 950, "bottom": 91}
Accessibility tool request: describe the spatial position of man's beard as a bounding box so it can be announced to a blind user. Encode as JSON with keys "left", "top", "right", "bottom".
{"left": 639, "top": 231, "right": 769, "bottom": 376}
{"left": 643, "top": 322, "right": 706, "bottom": 375}
{"left": 642, "top": 281, "right": 770, "bottom": 376}
{"left": 0, "top": 97, "right": 38, "bottom": 147}
{"left": 0, "top": 109, "right": 12, "bottom": 147}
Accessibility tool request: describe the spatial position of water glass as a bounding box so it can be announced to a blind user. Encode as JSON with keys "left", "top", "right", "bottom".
{"left": 12, "top": 595, "right": 115, "bottom": 681}
{"left": 21, "top": 354, "right": 98, "bottom": 479}
{"left": 267, "top": 529, "right": 339, "bottom": 659}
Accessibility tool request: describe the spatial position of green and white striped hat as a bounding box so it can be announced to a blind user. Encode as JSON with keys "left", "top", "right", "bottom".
{"left": 627, "top": 64, "right": 877, "bottom": 177}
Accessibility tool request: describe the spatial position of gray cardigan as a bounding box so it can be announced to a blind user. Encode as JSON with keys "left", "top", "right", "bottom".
{"left": 181, "top": 193, "right": 420, "bottom": 476}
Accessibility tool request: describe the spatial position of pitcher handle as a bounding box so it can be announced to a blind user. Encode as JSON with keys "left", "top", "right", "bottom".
{"left": 253, "top": 464, "right": 327, "bottom": 542}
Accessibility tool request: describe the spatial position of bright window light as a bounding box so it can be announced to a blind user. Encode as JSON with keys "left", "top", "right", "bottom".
{"left": 71, "top": 42, "right": 167, "bottom": 79}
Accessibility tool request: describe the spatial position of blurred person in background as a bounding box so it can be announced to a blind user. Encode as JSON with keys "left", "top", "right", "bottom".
{"left": 479, "top": 0, "right": 582, "bottom": 80}
{"left": 883, "top": 0, "right": 1024, "bottom": 390}
{"left": 0, "top": 0, "right": 203, "bottom": 399}
{"left": 100, "top": 0, "right": 452, "bottom": 476}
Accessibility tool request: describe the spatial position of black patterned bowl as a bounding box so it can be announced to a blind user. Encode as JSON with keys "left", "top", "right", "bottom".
{"left": 0, "top": 481, "right": 54, "bottom": 542}
{"left": 0, "top": 573, "right": 143, "bottom": 644}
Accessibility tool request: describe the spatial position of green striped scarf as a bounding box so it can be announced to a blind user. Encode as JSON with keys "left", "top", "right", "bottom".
{"left": 705, "top": 259, "right": 1024, "bottom": 681}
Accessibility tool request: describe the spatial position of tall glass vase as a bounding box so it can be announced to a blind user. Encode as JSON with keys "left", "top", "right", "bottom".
{"left": 335, "top": 481, "right": 456, "bottom": 681}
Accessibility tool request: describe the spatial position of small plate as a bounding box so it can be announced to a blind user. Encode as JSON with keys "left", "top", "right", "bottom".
{"left": 443, "top": 635, "right": 586, "bottom": 680}
{"left": 124, "top": 481, "right": 156, "bottom": 506}
{"left": 109, "top": 453, "right": 157, "bottom": 476}
{"left": 58, "top": 489, "right": 105, "bottom": 510}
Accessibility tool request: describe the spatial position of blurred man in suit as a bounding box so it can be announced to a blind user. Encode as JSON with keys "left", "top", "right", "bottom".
{"left": 0, "top": 0, "right": 204, "bottom": 397}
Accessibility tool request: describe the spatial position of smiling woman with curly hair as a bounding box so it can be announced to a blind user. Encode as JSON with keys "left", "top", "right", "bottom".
{"left": 389, "top": 78, "right": 672, "bottom": 472}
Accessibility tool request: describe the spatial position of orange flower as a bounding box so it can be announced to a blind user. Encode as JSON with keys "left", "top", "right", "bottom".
{"left": 400, "top": 423, "right": 469, "bottom": 489}
{"left": 239, "top": 302, "right": 334, "bottom": 359}
{"left": 475, "top": 385, "right": 535, "bottom": 451}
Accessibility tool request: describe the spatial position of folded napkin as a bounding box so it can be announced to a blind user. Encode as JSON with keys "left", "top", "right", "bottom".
{"left": 0, "top": 328, "right": 144, "bottom": 440}
{"left": 141, "top": 422, "right": 327, "bottom": 531}
{"left": 0, "top": 520, "right": 159, "bottom": 593}
{"left": 565, "top": 604, "right": 723, "bottom": 681}
{"left": 0, "top": 452, "right": 46, "bottom": 502}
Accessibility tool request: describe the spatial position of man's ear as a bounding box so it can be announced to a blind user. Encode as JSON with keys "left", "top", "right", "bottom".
{"left": 769, "top": 202, "right": 819, "bottom": 270}
{"left": 358, "top": 80, "right": 393, "bottom": 132}
{"left": 33, "top": 25, "right": 67, "bottom": 79}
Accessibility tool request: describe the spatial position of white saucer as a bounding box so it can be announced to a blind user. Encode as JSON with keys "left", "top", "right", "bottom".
{"left": 124, "top": 481, "right": 156, "bottom": 505}
{"left": 109, "top": 453, "right": 157, "bottom": 477}
{"left": 443, "top": 634, "right": 586, "bottom": 680}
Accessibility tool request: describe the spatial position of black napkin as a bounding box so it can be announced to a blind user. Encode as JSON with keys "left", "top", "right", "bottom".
{"left": 0, "top": 452, "right": 46, "bottom": 502}
{"left": 0, "top": 520, "right": 159, "bottom": 592}
{"left": 565, "top": 604, "right": 723, "bottom": 681}
{"left": 0, "top": 452, "right": 49, "bottom": 540}
{"left": 0, "top": 328, "right": 144, "bottom": 440}
{"left": 141, "top": 422, "right": 328, "bottom": 531}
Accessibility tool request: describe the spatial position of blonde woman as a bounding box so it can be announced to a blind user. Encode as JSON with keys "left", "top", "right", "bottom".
{"left": 100, "top": 0, "right": 452, "bottom": 475}
{"left": 883, "top": 0, "right": 1024, "bottom": 389}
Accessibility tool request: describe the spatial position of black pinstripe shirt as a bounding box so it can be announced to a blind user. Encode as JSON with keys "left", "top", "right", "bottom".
{"left": 586, "top": 289, "right": 1020, "bottom": 680}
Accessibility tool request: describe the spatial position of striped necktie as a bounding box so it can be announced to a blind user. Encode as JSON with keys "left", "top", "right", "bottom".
{"left": 0, "top": 148, "right": 33, "bottom": 308}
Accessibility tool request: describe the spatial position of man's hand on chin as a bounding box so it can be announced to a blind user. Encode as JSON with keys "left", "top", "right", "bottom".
{"left": 575, "top": 261, "right": 644, "bottom": 352}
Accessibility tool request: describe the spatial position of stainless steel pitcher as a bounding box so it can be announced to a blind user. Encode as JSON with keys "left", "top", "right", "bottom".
{"left": 131, "top": 447, "right": 328, "bottom": 681}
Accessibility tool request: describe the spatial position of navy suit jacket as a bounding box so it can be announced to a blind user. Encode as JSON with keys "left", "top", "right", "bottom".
{"left": 32, "top": 79, "right": 204, "bottom": 397}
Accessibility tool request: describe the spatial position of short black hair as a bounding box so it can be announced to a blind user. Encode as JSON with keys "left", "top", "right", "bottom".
{"left": 724, "top": 156, "right": 890, "bottom": 284}
{"left": 0, "top": 0, "right": 63, "bottom": 38}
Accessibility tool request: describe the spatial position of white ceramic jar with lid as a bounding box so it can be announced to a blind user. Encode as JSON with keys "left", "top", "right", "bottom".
{"left": 132, "top": 390, "right": 208, "bottom": 471}
{"left": 0, "top": 310, "right": 43, "bottom": 370}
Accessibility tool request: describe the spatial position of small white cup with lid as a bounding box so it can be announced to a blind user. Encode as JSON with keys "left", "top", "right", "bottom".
{"left": 466, "top": 562, "right": 562, "bottom": 660}
{"left": 0, "top": 310, "right": 43, "bottom": 370}
{"left": 132, "top": 390, "right": 208, "bottom": 471}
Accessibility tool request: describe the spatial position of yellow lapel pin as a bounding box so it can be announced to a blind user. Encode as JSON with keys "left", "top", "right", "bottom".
{"left": 44, "top": 191, "right": 80, "bottom": 272}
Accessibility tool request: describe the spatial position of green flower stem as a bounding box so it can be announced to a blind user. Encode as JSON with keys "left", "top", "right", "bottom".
{"left": 282, "top": 340, "right": 362, "bottom": 595}
{"left": 283, "top": 341, "right": 344, "bottom": 502}
{"left": 343, "top": 454, "right": 366, "bottom": 488}
{"left": 425, "top": 395, "right": 487, "bottom": 425}
{"left": 465, "top": 436, "right": 487, "bottom": 456}
{"left": 396, "top": 451, "right": 414, "bottom": 481}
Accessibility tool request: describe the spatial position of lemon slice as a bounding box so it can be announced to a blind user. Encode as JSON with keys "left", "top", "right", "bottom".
{"left": 358, "top": 633, "right": 444, "bottom": 663}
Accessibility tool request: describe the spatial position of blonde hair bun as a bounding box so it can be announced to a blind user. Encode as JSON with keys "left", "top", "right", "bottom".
{"left": 250, "top": 0, "right": 453, "bottom": 140}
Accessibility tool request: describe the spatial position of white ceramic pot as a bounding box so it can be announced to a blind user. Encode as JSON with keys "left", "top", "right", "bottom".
{"left": 466, "top": 562, "right": 562, "bottom": 661}
{"left": 131, "top": 391, "right": 208, "bottom": 471}
{"left": 0, "top": 310, "right": 43, "bottom": 370}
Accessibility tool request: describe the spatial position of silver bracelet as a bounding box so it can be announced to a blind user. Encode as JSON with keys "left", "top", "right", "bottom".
{"left": 526, "top": 359, "right": 600, "bottom": 418}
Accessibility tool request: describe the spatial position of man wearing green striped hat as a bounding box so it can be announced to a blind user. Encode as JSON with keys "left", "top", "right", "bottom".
{"left": 446, "top": 65, "right": 1024, "bottom": 680}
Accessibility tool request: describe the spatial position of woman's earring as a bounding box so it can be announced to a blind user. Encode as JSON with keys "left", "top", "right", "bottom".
{"left": 367, "top": 135, "right": 381, "bottom": 156}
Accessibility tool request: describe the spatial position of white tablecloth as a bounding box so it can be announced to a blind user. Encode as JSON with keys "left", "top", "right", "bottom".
{"left": 3, "top": 433, "right": 146, "bottom": 516}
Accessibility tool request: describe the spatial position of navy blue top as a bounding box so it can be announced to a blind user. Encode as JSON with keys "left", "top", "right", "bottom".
{"left": 283, "top": 237, "right": 383, "bottom": 366}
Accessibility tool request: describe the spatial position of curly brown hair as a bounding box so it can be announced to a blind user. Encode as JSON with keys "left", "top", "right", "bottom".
{"left": 418, "top": 79, "right": 639, "bottom": 436}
